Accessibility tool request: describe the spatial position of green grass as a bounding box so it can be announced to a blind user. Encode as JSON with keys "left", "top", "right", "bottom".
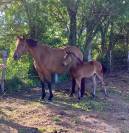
{"left": 109, "top": 87, "right": 122, "bottom": 95}
{"left": 38, "top": 127, "right": 58, "bottom": 133}
{"left": 82, "top": 130, "right": 90, "bottom": 133}
{"left": 38, "top": 127, "right": 47, "bottom": 132}
{"left": 72, "top": 97, "right": 108, "bottom": 112}
{"left": 52, "top": 116, "right": 61, "bottom": 123}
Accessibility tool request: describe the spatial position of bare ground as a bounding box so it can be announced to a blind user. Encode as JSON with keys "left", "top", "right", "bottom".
{"left": 0, "top": 71, "right": 129, "bottom": 133}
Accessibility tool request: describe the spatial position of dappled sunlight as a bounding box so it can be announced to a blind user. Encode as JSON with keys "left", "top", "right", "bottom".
{"left": 0, "top": 71, "right": 129, "bottom": 132}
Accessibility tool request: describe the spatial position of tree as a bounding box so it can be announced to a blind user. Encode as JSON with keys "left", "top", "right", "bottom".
{"left": 62, "top": 0, "right": 80, "bottom": 45}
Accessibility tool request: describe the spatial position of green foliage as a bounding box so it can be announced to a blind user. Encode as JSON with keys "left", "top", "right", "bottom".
{"left": 112, "top": 45, "right": 128, "bottom": 70}
{"left": 0, "top": 0, "right": 129, "bottom": 91}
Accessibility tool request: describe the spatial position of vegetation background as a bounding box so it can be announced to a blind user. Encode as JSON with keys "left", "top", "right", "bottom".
{"left": 0, "top": 0, "right": 129, "bottom": 91}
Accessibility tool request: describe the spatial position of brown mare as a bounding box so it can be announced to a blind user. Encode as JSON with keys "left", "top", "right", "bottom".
{"left": 63, "top": 51, "right": 107, "bottom": 100}
{"left": 13, "top": 36, "right": 84, "bottom": 101}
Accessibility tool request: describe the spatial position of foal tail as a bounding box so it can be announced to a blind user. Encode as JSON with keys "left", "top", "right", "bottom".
{"left": 101, "top": 63, "right": 107, "bottom": 74}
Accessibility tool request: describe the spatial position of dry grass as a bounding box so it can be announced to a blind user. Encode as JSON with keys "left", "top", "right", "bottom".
{"left": 0, "top": 71, "right": 129, "bottom": 133}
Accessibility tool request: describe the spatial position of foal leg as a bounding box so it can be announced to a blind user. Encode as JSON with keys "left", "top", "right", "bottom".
{"left": 92, "top": 75, "right": 97, "bottom": 98}
{"left": 76, "top": 78, "right": 82, "bottom": 101}
{"left": 47, "top": 81, "right": 53, "bottom": 101}
{"left": 96, "top": 72, "right": 107, "bottom": 96}
{"left": 41, "top": 81, "right": 46, "bottom": 100}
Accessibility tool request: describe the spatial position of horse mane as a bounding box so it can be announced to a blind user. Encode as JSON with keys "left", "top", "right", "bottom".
{"left": 26, "top": 39, "right": 37, "bottom": 47}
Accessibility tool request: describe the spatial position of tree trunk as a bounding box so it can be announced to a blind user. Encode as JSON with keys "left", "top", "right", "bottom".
{"left": 68, "top": 10, "right": 77, "bottom": 45}
{"left": 100, "top": 27, "right": 106, "bottom": 55}
{"left": 65, "top": 0, "right": 79, "bottom": 46}
{"left": 84, "top": 26, "right": 99, "bottom": 61}
{"left": 84, "top": 37, "right": 93, "bottom": 61}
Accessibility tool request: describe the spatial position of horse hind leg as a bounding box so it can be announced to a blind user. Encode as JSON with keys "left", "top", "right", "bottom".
{"left": 41, "top": 81, "right": 46, "bottom": 100}
{"left": 47, "top": 81, "right": 53, "bottom": 101}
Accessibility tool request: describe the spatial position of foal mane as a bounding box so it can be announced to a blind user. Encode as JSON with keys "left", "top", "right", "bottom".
{"left": 26, "top": 39, "right": 37, "bottom": 47}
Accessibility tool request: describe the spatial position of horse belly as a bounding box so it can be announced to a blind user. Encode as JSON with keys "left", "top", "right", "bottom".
{"left": 47, "top": 61, "right": 65, "bottom": 74}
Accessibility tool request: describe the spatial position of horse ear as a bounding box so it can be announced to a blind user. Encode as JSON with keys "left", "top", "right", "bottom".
{"left": 16, "top": 36, "right": 20, "bottom": 39}
{"left": 20, "top": 35, "right": 25, "bottom": 40}
{"left": 16, "top": 35, "right": 25, "bottom": 40}
{"left": 26, "top": 39, "right": 37, "bottom": 47}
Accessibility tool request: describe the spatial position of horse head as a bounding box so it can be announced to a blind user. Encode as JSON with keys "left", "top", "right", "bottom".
{"left": 13, "top": 36, "right": 37, "bottom": 60}
{"left": 13, "top": 36, "right": 27, "bottom": 60}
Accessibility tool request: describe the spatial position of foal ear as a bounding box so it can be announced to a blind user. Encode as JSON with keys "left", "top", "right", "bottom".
{"left": 65, "top": 47, "right": 73, "bottom": 54}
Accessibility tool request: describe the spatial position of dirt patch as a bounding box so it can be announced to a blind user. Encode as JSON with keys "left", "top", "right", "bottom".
{"left": 0, "top": 71, "right": 129, "bottom": 133}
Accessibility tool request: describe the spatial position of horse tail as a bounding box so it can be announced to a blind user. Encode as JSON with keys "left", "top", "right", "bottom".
{"left": 101, "top": 63, "right": 107, "bottom": 74}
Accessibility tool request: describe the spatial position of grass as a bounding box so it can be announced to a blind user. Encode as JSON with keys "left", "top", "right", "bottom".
{"left": 38, "top": 127, "right": 58, "bottom": 133}
{"left": 82, "top": 130, "right": 90, "bottom": 133}
{"left": 54, "top": 91, "right": 108, "bottom": 112}
{"left": 71, "top": 117, "right": 80, "bottom": 124}
{"left": 52, "top": 116, "right": 61, "bottom": 123}
{"left": 71, "top": 97, "right": 108, "bottom": 112}
{"left": 38, "top": 127, "right": 47, "bottom": 132}
{"left": 109, "top": 87, "right": 122, "bottom": 95}
{"left": 122, "top": 94, "right": 129, "bottom": 102}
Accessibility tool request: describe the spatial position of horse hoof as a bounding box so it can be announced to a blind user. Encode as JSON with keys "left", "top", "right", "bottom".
{"left": 91, "top": 93, "right": 95, "bottom": 97}
{"left": 91, "top": 93, "right": 96, "bottom": 100}
{"left": 105, "top": 93, "right": 109, "bottom": 97}
{"left": 77, "top": 99, "right": 80, "bottom": 102}
{"left": 69, "top": 93, "right": 74, "bottom": 97}
{"left": 48, "top": 96, "right": 53, "bottom": 101}
{"left": 39, "top": 97, "right": 45, "bottom": 101}
{"left": 81, "top": 94, "right": 84, "bottom": 98}
{"left": 48, "top": 98, "right": 52, "bottom": 102}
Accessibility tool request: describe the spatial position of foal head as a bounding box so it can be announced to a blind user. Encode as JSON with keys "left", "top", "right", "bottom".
{"left": 13, "top": 36, "right": 37, "bottom": 60}
{"left": 63, "top": 52, "right": 73, "bottom": 66}
{"left": 63, "top": 50, "right": 83, "bottom": 67}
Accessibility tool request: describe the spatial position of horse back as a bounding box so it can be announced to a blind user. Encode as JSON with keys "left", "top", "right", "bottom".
{"left": 34, "top": 44, "right": 83, "bottom": 74}
{"left": 90, "top": 61, "right": 103, "bottom": 73}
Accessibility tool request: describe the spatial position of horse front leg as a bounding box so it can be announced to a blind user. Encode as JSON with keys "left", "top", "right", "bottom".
{"left": 33, "top": 63, "right": 46, "bottom": 100}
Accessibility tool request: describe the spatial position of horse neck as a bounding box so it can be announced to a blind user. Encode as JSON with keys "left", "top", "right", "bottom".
{"left": 27, "top": 44, "right": 46, "bottom": 62}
